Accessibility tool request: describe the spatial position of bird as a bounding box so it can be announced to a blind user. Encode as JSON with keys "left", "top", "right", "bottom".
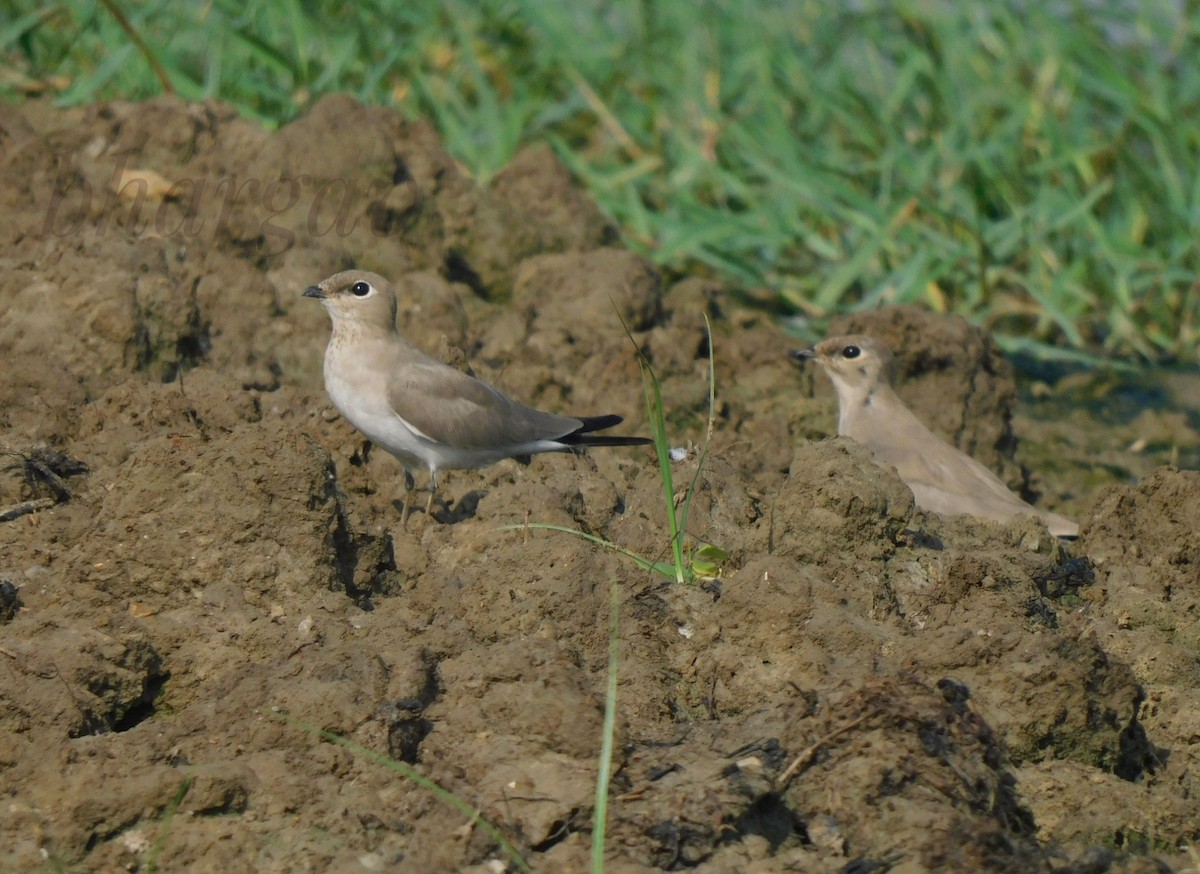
{"left": 790, "top": 334, "right": 1079, "bottom": 537}
{"left": 303, "top": 269, "right": 651, "bottom": 522}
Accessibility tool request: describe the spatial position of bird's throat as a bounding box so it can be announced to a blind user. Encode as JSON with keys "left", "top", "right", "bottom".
{"left": 832, "top": 378, "right": 876, "bottom": 435}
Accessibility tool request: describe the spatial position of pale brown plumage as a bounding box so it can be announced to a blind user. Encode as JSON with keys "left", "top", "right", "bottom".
{"left": 791, "top": 335, "right": 1079, "bottom": 537}
{"left": 304, "top": 269, "right": 649, "bottom": 522}
{"left": 383, "top": 351, "right": 584, "bottom": 451}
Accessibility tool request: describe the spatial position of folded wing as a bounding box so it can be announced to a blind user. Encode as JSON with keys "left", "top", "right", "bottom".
{"left": 387, "top": 359, "right": 583, "bottom": 450}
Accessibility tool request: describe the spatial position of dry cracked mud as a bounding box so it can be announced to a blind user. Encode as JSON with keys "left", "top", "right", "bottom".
{"left": 2, "top": 94, "right": 1199, "bottom": 873}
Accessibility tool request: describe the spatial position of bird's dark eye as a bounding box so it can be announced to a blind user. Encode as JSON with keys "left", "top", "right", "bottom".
{"left": 351, "top": 281, "right": 371, "bottom": 297}
{"left": 842, "top": 345, "right": 861, "bottom": 359}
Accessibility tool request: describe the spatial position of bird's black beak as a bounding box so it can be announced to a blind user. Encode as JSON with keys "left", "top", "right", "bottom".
{"left": 302, "top": 285, "right": 326, "bottom": 299}
{"left": 788, "top": 348, "right": 816, "bottom": 362}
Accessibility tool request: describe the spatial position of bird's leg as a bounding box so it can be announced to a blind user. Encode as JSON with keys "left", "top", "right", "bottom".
{"left": 400, "top": 468, "right": 416, "bottom": 527}
{"left": 425, "top": 469, "right": 438, "bottom": 518}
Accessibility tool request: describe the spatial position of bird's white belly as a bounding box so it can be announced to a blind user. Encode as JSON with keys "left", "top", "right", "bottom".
{"left": 324, "top": 363, "right": 429, "bottom": 469}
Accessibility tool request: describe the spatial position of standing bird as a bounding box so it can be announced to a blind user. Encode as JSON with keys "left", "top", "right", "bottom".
{"left": 303, "top": 270, "right": 650, "bottom": 522}
{"left": 790, "top": 335, "right": 1079, "bottom": 537}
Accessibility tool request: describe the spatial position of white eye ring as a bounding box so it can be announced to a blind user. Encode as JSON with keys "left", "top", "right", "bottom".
{"left": 351, "top": 281, "right": 373, "bottom": 298}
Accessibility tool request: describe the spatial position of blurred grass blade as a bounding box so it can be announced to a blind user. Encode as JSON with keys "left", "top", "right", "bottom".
{"left": 275, "top": 711, "right": 532, "bottom": 873}
{"left": 591, "top": 579, "right": 620, "bottom": 873}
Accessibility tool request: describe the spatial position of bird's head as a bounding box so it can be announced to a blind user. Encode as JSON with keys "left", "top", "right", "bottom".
{"left": 788, "top": 334, "right": 897, "bottom": 407}
{"left": 303, "top": 270, "right": 398, "bottom": 334}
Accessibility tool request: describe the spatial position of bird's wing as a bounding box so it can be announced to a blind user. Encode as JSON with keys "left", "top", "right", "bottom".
{"left": 866, "top": 435, "right": 1038, "bottom": 520}
{"left": 841, "top": 386, "right": 1076, "bottom": 533}
{"left": 386, "top": 356, "right": 582, "bottom": 450}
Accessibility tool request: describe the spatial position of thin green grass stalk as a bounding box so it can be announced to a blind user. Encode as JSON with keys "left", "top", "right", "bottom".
{"left": 501, "top": 313, "right": 722, "bottom": 584}
{"left": 144, "top": 775, "right": 193, "bottom": 874}
{"left": 638, "top": 347, "right": 687, "bottom": 584}
{"left": 497, "top": 522, "right": 676, "bottom": 578}
{"left": 591, "top": 579, "right": 620, "bottom": 873}
{"left": 273, "top": 711, "right": 532, "bottom": 874}
{"left": 674, "top": 314, "right": 715, "bottom": 546}
{"left": 627, "top": 313, "right": 720, "bottom": 584}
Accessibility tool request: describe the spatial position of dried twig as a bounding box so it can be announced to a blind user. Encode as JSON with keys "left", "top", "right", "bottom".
{"left": 775, "top": 709, "right": 876, "bottom": 791}
{"left": 0, "top": 497, "right": 56, "bottom": 523}
{"left": 0, "top": 446, "right": 88, "bottom": 522}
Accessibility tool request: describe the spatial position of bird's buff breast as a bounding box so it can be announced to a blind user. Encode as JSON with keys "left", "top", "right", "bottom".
{"left": 323, "top": 346, "right": 427, "bottom": 468}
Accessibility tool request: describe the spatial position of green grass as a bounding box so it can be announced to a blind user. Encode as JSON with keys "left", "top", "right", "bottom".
{"left": 503, "top": 312, "right": 725, "bottom": 585}
{"left": 144, "top": 775, "right": 193, "bottom": 874}
{"left": 274, "top": 711, "right": 532, "bottom": 872}
{"left": 4, "top": 0, "right": 1198, "bottom": 360}
{"left": 591, "top": 579, "right": 620, "bottom": 874}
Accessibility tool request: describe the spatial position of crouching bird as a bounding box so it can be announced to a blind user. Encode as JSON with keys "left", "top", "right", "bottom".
{"left": 791, "top": 335, "right": 1078, "bottom": 537}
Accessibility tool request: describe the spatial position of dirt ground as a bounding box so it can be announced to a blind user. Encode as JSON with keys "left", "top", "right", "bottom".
{"left": 2, "top": 94, "right": 1198, "bottom": 873}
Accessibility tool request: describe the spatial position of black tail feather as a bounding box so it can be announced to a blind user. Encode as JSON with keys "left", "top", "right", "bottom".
{"left": 564, "top": 433, "right": 654, "bottom": 448}
{"left": 562, "top": 414, "right": 652, "bottom": 447}
{"left": 573, "top": 414, "right": 625, "bottom": 434}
